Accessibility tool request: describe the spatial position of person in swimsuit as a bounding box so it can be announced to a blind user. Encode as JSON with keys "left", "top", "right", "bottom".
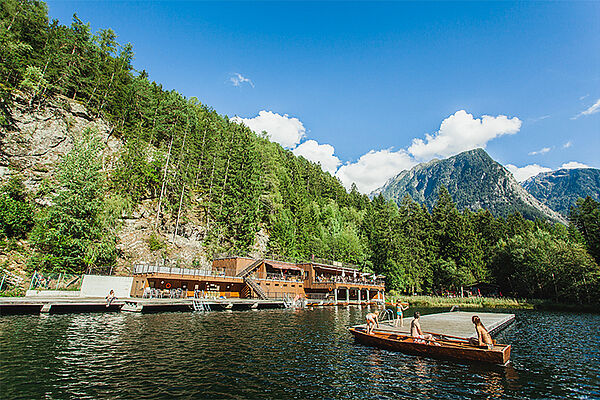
{"left": 395, "top": 300, "right": 409, "bottom": 327}
{"left": 470, "top": 315, "right": 494, "bottom": 349}
{"left": 365, "top": 311, "right": 379, "bottom": 334}
{"left": 410, "top": 312, "right": 434, "bottom": 343}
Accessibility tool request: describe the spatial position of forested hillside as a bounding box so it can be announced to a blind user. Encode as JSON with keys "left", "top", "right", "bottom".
{"left": 1, "top": 0, "right": 599, "bottom": 305}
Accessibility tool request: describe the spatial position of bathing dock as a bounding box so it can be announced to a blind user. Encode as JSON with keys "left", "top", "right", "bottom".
{"left": 0, "top": 297, "right": 287, "bottom": 315}
{"left": 352, "top": 311, "right": 515, "bottom": 339}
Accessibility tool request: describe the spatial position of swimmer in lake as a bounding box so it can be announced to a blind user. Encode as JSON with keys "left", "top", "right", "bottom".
{"left": 470, "top": 315, "right": 494, "bottom": 349}
{"left": 365, "top": 311, "right": 379, "bottom": 334}
{"left": 410, "top": 312, "right": 434, "bottom": 342}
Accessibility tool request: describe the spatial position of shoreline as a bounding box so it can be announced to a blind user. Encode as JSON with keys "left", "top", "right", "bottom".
{"left": 389, "top": 295, "right": 600, "bottom": 313}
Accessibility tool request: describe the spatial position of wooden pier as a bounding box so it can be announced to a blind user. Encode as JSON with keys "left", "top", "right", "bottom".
{"left": 120, "top": 298, "right": 286, "bottom": 313}
{"left": 0, "top": 296, "right": 288, "bottom": 315}
{"left": 353, "top": 311, "right": 515, "bottom": 339}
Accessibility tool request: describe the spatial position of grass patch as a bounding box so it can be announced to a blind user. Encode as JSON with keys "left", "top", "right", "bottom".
{"left": 390, "top": 294, "right": 535, "bottom": 310}
{"left": 388, "top": 294, "right": 600, "bottom": 313}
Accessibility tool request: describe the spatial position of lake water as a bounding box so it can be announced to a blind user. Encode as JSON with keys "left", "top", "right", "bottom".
{"left": 1, "top": 307, "right": 599, "bottom": 399}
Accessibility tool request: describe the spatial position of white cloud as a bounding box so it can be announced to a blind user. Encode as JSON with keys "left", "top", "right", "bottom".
{"left": 572, "top": 98, "right": 600, "bottom": 119}
{"left": 506, "top": 164, "right": 552, "bottom": 182}
{"left": 335, "top": 149, "right": 416, "bottom": 193}
{"left": 408, "top": 110, "right": 521, "bottom": 160}
{"left": 292, "top": 140, "right": 341, "bottom": 174}
{"left": 506, "top": 161, "right": 592, "bottom": 182}
{"left": 562, "top": 141, "right": 572, "bottom": 149}
{"left": 229, "top": 73, "right": 254, "bottom": 88}
{"left": 528, "top": 147, "right": 551, "bottom": 156}
{"left": 529, "top": 115, "right": 550, "bottom": 123}
{"left": 561, "top": 161, "right": 590, "bottom": 170}
{"left": 232, "top": 110, "right": 305, "bottom": 148}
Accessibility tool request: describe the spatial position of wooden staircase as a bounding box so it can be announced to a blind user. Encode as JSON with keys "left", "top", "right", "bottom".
{"left": 236, "top": 259, "right": 264, "bottom": 278}
{"left": 244, "top": 277, "right": 268, "bottom": 300}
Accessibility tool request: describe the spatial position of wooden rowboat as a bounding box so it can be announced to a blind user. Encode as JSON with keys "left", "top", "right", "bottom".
{"left": 349, "top": 327, "right": 511, "bottom": 365}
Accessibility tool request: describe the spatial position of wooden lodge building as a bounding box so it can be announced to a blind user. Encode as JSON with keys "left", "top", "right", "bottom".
{"left": 131, "top": 256, "right": 385, "bottom": 303}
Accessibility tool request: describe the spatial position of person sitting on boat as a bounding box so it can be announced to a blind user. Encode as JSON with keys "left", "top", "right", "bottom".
{"left": 365, "top": 311, "right": 379, "bottom": 334}
{"left": 395, "top": 300, "right": 409, "bottom": 327}
{"left": 411, "top": 312, "right": 434, "bottom": 343}
{"left": 470, "top": 315, "right": 494, "bottom": 349}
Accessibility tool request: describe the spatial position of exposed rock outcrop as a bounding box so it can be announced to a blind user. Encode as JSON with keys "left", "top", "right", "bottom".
{"left": 1, "top": 94, "right": 121, "bottom": 191}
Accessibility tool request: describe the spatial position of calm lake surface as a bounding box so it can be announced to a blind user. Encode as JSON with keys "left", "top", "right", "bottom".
{"left": 1, "top": 307, "right": 599, "bottom": 399}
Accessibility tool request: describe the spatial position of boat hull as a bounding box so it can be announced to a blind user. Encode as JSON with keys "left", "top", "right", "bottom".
{"left": 349, "top": 327, "right": 510, "bottom": 365}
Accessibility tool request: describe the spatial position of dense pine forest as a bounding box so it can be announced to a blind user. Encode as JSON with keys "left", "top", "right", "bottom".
{"left": 1, "top": 0, "right": 599, "bottom": 304}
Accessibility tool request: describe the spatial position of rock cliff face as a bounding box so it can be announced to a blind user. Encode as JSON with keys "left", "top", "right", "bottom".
{"left": 374, "top": 148, "right": 566, "bottom": 223}
{"left": 0, "top": 95, "right": 217, "bottom": 272}
{"left": 522, "top": 168, "right": 600, "bottom": 217}
{"left": 1, "top": 94, "right": 121, "bottom": 192}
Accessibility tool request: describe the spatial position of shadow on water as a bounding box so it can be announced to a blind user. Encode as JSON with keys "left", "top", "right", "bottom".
{"left": 1, "top": 307, "right": 599, "bottom": 399}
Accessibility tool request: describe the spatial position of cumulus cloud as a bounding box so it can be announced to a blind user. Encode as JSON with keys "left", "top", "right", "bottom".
{"left": 232, "top": 110, "right": 305, "bottom": 148}
{"left": 528, "top": 147, "right": 551, "bottom": 156}
{"left": 563, "top": 141, "right": 572, "bottom": 149}
{"left": 561, "top": 161, "right": 590, "bottom": 170}
{"left": 292, "top": 140, "right": 341, "bottom": 174}
{"left": 506, "top": 161, "right": 592, "bottom": 182}
{"left": 335, "top": 149, "right": 416, "bottom": 193}
{"left": 505, "top": 164, "right": 552, "bottom": 182}
{"left": 229, "top": 73, "right": 254, "bottom": 88}
{"left": 408, "top": 110, "right": 521, "bottom": 160}
{"left": 572, "top": 98, "right": 600, "bottom": 119}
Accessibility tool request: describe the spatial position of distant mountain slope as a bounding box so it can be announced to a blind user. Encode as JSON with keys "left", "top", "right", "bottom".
{"left": 374, "top": 148, "right": 566, "bottom": 223}
{"left": 522, "top": 168, "right": 600, "bottom": 217}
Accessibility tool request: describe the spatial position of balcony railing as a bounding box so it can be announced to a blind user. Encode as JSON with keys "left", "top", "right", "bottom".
{"left": 133, "top": 264, "right": 238, "bottom": 279}
{"left": 311, "top": 275, "right": 385, "bottom": 287}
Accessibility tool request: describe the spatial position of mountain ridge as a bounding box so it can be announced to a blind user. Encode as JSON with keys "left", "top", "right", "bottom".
{"left": 522, "top": 168, "right": 600, "bottom": 217}
{"left": 373, "top": 148, "right": 566, "bottom": 223}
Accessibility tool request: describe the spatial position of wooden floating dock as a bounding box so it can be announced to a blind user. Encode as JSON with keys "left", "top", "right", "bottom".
{"left": 120, "top": 298, "right": 286, "bottom": 313}
{"left": 353, "top": 311, "right": 515, "bottom": 339}
{"left": 0, "top": 296, "right": 288, "bottom": 315}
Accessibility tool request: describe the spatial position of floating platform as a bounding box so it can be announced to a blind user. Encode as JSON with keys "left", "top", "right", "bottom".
{"left": 353, "top": 311, "right": 515, "bottom": 339}
{"left": 0, "top": 296, "right": 287, "bottom": 315}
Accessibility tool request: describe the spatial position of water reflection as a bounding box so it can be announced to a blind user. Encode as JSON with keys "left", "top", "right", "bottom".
{"left": 0, "top": 308, "right": 599, "bottom": 399}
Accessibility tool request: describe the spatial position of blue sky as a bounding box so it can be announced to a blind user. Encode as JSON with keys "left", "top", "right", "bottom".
{"left": 46, "top": 1, "right": 600, "bottom": 192}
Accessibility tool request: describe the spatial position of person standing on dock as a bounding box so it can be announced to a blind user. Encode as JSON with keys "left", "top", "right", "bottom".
{"left": 411, "top": 312, "right": 434, "bottom": 342}
{"left": 470, "top": 316, "right": 494, "bottom": 349}
{"left": 365, "top": 311, "right": 379, "bottom": 334}
{"left": 395, "top": 300, "right": 409, "bottom": 327}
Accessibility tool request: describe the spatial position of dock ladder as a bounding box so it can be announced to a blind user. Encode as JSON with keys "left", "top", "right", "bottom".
{"left": 192, "top": 299, "right": 211, "bottom": 312}
{"left": 378, "top": 308, "right": 395, "bottom": 325}
{"left": 192, "top": 292, "right": 211, "bottom": 312}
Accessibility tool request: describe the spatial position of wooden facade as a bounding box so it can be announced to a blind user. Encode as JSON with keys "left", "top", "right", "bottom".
{"left": 131, "top": 257, "right": 385, "bottom": 301}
